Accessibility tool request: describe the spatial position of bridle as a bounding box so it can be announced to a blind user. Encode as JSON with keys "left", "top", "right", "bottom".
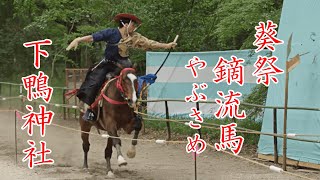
{"left": 100, "top": 68, "right": 137, "bottom": 107}
{"left": 115, "top": 68, "right": 137, "bottom": 103}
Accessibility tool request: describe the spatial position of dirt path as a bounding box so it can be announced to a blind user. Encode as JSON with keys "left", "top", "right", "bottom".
{"left": 0, "top": 110, "right": 318, "bottom": 180}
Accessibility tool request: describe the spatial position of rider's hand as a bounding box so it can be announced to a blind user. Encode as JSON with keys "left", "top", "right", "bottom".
{"left": 166, "top": 42, "right": 177, "bottom": 49}
{"left": 66, "top": 38, "right": 80, "bottom": 51}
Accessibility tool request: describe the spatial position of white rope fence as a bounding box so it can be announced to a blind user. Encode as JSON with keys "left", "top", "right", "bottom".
{"left": 0, "top": 81, "right": 69, "bottom": 90}
{"left": 14, "top": 109, "right": 186, "bottom": 144}
{"left": 2, "top": 95, "right": 320, "bottom": 138}
{"left": 135, "top": 111, "right": 320, "bottom": 139}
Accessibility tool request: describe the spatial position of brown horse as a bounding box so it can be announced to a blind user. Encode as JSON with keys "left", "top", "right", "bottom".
{"left": 79, "top": 68, "right": 141, "bottom": 178}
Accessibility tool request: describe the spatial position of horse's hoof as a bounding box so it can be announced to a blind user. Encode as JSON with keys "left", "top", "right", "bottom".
{"left": 127, "top": 148, "right": 136, "bottom": 159}
{"left": 117, "top": 155, "right": 127, "bottom": 166}
{"left": 106, "top": 171, "right": 115, "bottom": 178}
{"left": 83, "top": 168, "right": 90, "bottom": 174}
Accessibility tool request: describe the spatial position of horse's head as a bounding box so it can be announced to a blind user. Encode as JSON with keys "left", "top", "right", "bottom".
{"left": 116, "top": 68, "right": 138, "bottom": 109}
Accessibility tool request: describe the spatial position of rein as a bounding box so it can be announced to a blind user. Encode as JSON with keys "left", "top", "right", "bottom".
{"left": 101, "top": 77, "right": 127, "bottom": 105}
{"left": 90, "top": 68, "right": 136, "bottom": 109}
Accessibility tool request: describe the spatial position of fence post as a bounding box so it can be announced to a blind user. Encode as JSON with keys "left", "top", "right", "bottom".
{"left": 196, "top": 102, "right": 202, "bottom": 137}
{"left": 165, "top": 101, "right": 171, "bottom": 140}
{"left": 9, "top": 84, "right": 12, "bottom": 109}
{"left": 283, "top": 63, "right": 289, "bottom": 171}
{"left": 14, "top": 110, "right": 18, "bottom": 166}
{"left": 273, "top": 108, "right": 278, "bottom": 164}
{"left": 20, "top": 85, "right": 23, "bottom": 112}
{"left": 195, "top": 102, "right": 202, "bottom": 180}
{"left": 63, "top": 88, "right": 66, "bottom": 120}
{"left": 66, "top": 69, "right": 70, "bottom": 119}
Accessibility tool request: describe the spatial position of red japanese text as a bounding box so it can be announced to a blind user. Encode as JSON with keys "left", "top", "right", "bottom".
{"left": 252, "top": 56, "right": 284, "bottom": 86}
{"left": 214, "top": 123, "right": 244, "bottom": 155}
{"left": 23, "top": 39, "right": 52, "bottom": 69}
{"left": 213, "top": 56, "right": 245, "bottom": 86}
{"left": 253, "top": 20, "right": 283, "bottom": 53}
{"left": 185, "top": 56, "right": 207, "bottom": 78}
{"left": 188, "top": 107, "right": 203, "bottom": 130}
{"left": 185, "top": 83, "right": 208, "bottom": 102}
{"left": 22, "top": 71, "right": 53, "bottom": 103}
{"left": 22, "top": 140, "right": 54, "bottom": 169}
{"left": 21, "top": 105, "right": 54, "bottom": 137}
{"left": 214, "top": 90, "right": 246, "bottom": 119}
{"left": 186, "top": 133, "right": 207, "bottom": 154}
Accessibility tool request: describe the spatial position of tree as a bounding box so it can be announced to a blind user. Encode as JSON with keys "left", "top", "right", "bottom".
{"left": 0, "top": 0, "right": 283, "bottom": 84}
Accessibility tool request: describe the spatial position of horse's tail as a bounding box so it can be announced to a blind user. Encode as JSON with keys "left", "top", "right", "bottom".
{"left": 64, "top": 89, "right": 79, "bottom": 100}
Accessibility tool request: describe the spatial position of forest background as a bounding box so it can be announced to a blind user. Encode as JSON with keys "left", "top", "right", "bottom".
{"left": 0, "top": 0, "right": 283, "bottom": 80}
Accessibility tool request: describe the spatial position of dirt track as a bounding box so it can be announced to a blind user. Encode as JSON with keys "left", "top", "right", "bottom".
{"left": 0, "top": 110, "right": 319, "bottom": 180}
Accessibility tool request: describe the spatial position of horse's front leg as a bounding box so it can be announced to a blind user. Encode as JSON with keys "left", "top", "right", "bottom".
{"left": 127, "top": 114, "right": 142, "bottom": 158}
{"left": 127, "top": 130, "right": 139, "bottom": 158}
{"left": 110, "top": 130, "right": 127, "bottom": 167}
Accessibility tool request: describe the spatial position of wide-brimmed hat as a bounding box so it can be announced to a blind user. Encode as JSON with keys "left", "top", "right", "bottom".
{"left": 114, "top": 13, "right": 142, "bottom": 25}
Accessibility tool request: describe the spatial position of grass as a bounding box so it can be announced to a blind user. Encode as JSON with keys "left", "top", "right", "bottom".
{"left": 143, "top": 114, "right": 262, "bottom": 146}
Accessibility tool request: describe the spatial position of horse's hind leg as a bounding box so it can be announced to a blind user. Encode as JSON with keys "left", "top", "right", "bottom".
{"left": 80, "top": 119, "right": 92, "bottom": 169}
{"left": 105, "top": 138, "right": 114, "bottom": 178}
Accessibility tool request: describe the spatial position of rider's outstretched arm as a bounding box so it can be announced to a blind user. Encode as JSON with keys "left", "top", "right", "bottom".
{"left": 66, "top": 35, "right": 94, "bottom": 51}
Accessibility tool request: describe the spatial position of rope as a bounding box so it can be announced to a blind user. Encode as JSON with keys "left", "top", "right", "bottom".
{"left": 0, "top": 96, "right": 22, "bottom": 100}
{"left": 2, "top": 98, "right": 320, "bottom": 139}
{"left": 0, "top": 81, "right": 69, "bottom": 90}
{"left": 14, "top": 109, "right": 187, "bottom": 144}
{"left": 135, "top": 111, "right": 320, "bottom": 143}
{"left": 138, "top": 98, "right": 320, "bottom": 111}
{"left": 2, "top": 80, "right": 320, "bottom": 111}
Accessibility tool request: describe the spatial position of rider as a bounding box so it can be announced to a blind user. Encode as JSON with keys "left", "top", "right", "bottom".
{"left": 66, "top": 13, "right": 177, "bottom": 121}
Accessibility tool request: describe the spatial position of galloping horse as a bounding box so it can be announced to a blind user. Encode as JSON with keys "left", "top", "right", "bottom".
{"left": 79, "top": 68, "right": 141, "bottom": 178}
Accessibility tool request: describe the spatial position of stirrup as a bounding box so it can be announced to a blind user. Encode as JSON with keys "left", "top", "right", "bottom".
{"left": 82, "top": 109, "right": 97, "bottom": 121}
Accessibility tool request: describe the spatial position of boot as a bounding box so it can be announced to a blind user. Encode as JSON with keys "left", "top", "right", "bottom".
{"left": 82, "top": 109, "right": 96, "bottom": 121}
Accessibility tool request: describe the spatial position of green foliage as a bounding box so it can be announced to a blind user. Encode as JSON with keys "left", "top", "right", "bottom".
{"left": 242, "top": 84, "right": 269, "bottom": 121}
{"left": 144, "top": 116, "right": 262, "bottom": 145}
{"left": 1, "top": 0, "right": 284, "bottom": 82}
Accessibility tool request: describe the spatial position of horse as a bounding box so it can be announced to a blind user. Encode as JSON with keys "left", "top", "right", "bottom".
{"left": 79, "top": 67, "right": 142, "bottom": 178}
